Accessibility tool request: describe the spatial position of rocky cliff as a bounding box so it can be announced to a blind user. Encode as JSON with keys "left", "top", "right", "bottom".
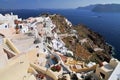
{"left": 49, "top": 14, "right": 112, "bottom": 63}
{"left": 77, "top": 4, "right": 120, "bottom": 13}
{"left": 92, "top": 4, "right": 120, "bottom": 12}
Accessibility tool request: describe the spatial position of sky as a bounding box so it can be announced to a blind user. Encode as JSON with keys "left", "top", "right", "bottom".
{"left": 0, "top": 0, "right": 120, "bottom": 9}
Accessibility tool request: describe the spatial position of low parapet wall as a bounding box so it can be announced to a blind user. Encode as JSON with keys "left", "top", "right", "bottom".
{"left": 30, "top": 63, "right": 58, "bottom": 80}
{"left": 0, "top": 53, "right": 29, "bottom": 80}
{"left": 73, "top": 65, "right": 97, "bottom": 73}
{"left": 4, "top": 38, "right": 20, "bottom": 54}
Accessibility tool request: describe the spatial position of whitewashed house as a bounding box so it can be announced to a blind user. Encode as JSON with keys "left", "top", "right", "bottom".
{"left": 95, "top": 58, "right": 119, "bottom": 80}
{"left": 0, "top": 13, "right": 22, "bottom": 28}
{"left": 18, "top": 24, "right": 29, "bottom": 33}
{"left": 0, "top": 23, "right": 9, "bottom": 29}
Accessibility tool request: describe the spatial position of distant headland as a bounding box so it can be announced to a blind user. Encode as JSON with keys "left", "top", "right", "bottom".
{"left": 77, "top": 4, "right": 120, "bottom": 13}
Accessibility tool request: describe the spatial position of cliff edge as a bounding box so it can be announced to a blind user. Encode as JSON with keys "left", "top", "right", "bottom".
{"left": 49, "top": 14, "right": 112, "bottom": 63}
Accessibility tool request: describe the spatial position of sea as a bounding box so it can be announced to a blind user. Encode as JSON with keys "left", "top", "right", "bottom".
{"left": 0, "top": 9, "right": 120, "bottom": 60}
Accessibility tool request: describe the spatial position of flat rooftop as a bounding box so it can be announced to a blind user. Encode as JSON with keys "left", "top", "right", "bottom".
{"left": 11, "top": 34, "right": 35, "bottom": 52}
{"left": 101, "top": 62, "right": 113, "bottom": 72}
{"left": 108, "top": 62, "right": 120, "bottom": 80}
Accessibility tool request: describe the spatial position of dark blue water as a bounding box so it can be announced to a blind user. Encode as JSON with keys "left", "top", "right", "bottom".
{"left": 0, "top": 9, "right": 120, "bottom": 60}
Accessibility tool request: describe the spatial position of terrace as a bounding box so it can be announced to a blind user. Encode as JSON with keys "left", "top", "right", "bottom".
{"left": 65, "top": 58, "right": 85, "bottom": 71}
{"left": 11, "top": 33, "right": 35, "bottom": 52}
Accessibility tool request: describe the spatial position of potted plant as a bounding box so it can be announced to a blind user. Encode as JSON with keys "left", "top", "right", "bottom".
{"left": 51, "top": 65, "right": 61, "bottom": 72}
{"left": 58, "top": 76, "right": 67, "bottom": 80}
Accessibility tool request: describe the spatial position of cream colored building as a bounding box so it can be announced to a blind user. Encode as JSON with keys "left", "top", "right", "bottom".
{"left": 0, "top": 15, "right": 80, "bottom": 80}
{"left": 0, "top": 34, "right": 36, "bottom": 80}
{"left": 0, "top": 53, "right": 36, "bottom": 80}
{"left": 0, "top": 33, "right": 59, "bottom": 80}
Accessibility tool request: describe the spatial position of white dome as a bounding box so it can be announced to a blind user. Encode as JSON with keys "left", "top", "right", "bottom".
{"left": 0, "top": 14, "right": 3, "bottom": 17}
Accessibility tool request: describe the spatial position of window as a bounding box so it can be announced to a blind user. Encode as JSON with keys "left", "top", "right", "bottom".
{"left": 5, "top": 25, "right": 7, "bottom": 28}
{"left": 31, "top": 27, "right": 33, "bottom": 30}
{"left": 37, "top": 53, "right": 39, "bottom": 57}
{"left": 100, "top": 72, "right": 105, "bottom": 79}
{"left": 36, "top": 46, "right": 39, "bottom": 48}
{"left": 19, "top": 25, "right": 22, "bottom": 29}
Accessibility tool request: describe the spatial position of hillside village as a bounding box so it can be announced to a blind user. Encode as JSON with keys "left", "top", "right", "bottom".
{"left": 0, "top": 13, "right": 120, "bottom": 80}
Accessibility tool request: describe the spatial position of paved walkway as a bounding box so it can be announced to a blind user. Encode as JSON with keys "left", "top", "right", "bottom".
{"left": 59, "top": 33, "right": 76, "bottom": 39}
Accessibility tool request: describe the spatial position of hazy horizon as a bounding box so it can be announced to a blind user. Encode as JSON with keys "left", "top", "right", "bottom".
{"left": 0, "top": 0, "right": 120, "bottom": 9}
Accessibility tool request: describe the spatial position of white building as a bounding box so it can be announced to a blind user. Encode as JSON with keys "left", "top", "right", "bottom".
{"left": 0, "top": 23, "right": 9, "bottom": 29}
{"left": 95, "top": 58, "right": 119, "bottom": 80}
{"left": 0, "top": 13, "right": 22, "bottom": 28}
{"left": 35, "top": 17, "right": 44, "bottom": 22}
{"left": 108, "top": 61, "right": 120, "bottom": 80}
{"left": 65, "top": 18, "right": 72, "bottom": 27}
{"left": 87, "top": 62, "right": 96, "bottom": 68}
{"left": 18, "top": 23, "right": 29, "bottom": 33}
